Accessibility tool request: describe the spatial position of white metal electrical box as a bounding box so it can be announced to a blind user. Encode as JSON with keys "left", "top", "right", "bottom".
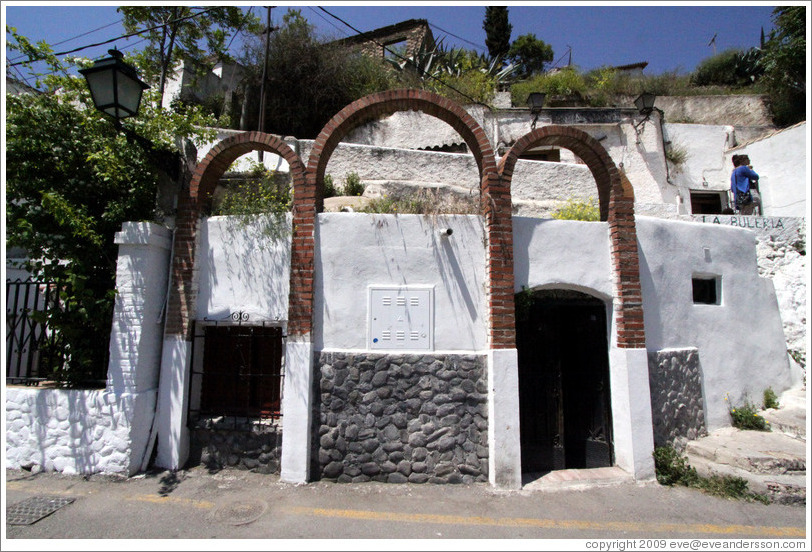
{"left": 368, "top": 286, "right": 434, "bottom": 350}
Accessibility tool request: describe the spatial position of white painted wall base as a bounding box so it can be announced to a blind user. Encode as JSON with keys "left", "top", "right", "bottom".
{"left": 487, "top": 348, "right": 523, "bottom": 489}
{"left": 5, "top": 387, "right": 157, "bottom": 475}
{"left": 154, "top": 337, "right": 192, "bottom": 470}
{"left": 280, "top": 340, "right": 314, "bottom": 483}
{"left": 609, "top": 347, "right": 656, "bottom": 481}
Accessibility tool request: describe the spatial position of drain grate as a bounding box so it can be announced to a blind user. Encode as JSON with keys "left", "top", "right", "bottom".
{"left": 7, "top": 496, "right": 75, "bottom": 525}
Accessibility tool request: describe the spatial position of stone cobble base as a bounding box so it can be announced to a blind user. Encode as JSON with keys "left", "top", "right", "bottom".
{"left": 188, "top": 419, "right": 282, "bottom": 474}
{"left": 314, "top": 352, "right": 489, "bottom": 484}
{"left": 648, "top": 348, "right": 707, "bottom": 450}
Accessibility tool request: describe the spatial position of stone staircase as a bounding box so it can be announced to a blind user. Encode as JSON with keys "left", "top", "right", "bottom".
{"left": 684, "top": 387, "right": 807, "bottom": 505}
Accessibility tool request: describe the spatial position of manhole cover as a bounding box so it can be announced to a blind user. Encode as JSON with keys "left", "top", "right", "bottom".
{"left": 211, "top": 499, "right": 268, "bottom": 526}
{"left": 7, "top": 496, "right": 75, "bottom": 525}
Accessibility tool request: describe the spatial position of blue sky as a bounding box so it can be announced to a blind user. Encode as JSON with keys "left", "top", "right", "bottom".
{"left": 5, "top": 2, "right": 783, "bottom": 88}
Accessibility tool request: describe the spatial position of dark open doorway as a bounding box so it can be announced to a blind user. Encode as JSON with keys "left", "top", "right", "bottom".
{"left": 516, "top": 289, "right": 613, "bottom": 475}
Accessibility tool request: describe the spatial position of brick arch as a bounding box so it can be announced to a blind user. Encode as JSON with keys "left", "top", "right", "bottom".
{"left": 165, "top": 132, "right": 312, "bottom": 340}
{"left": 305, "top": 89, "right": 497, "bottom": 207}
{"left": 498, "top": 126, "right": 645, "bottom": 348}
{"left": 304, "top": 89, "right": 514, "bottom": 349}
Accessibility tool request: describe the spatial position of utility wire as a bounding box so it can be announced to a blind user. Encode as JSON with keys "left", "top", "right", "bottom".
{"left": 9, "top": 18, "right": 124, "bottom": 63}
{"left": 225, "top": 6, "right": 254, "bottom": 52}
{"left": 307, "top": 6, "right": 350, "bottom": 38}
{"left": 8, "top": 7, "right": 218, "bottom": 67}
{"left": 427, "top": 22, "right": 486, "bottom": 53}
{"left": 317, "top": 7, "right": 486, "bottom": 107}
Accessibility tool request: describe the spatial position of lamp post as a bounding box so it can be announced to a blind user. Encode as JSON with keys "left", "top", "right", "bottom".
{"left": 634, "top": 92, "right": 657, "bottom": 116}
{"left": 80, "top": 49, "right": 178, "bottom": 179}
{"left": 80, "top": 49, "right": 149, "bottom": 126}
{"left": 632, "top": 92, "right": 657, "bottom": 144}
{"left": 527, "top": 92, "right": 546, "bottom": 130}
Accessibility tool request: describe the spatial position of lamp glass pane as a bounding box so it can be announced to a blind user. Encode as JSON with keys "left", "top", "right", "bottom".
{"left": 85, "top": 70, "right": 115, "bottom": 109}
{"left": 117, "top": 74, "right": 144, "bottom": 116}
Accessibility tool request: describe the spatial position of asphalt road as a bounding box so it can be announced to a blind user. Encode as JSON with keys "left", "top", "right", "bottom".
{"left": 3, "top": 466, "right": 808, "bottom": 546}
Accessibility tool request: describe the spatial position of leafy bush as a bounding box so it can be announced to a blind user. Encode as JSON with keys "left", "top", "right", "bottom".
{"left": 215, "top": 167, "right": 291, "bottom": 218}
{"left": 654, "top": 446, "right": 700, "bottom": 487}
{"left": 360, "top": 188, "right": 478, "bottom": 215}
{"left": 511, "top": 68, "right": 586, "bottom": 105}
{"left": 691, "top": 48, "right": 762, "bottom": 87}
{"left": 653, "top": 447, "right": 768, "bottom": 503}
{"left": 323, "top": 174, "right": 337, "bottom": 198}
{"left": 763, "top": 387, "right": 780, "bottom": 410}
{"left": 726, "top": 395, "right": 770, "bottom": 431}
{"left": 552, "top": 198, "right": 600, "bottom": 221}
{"left": 342, "top": 172, "right": 365, "bottom": 196}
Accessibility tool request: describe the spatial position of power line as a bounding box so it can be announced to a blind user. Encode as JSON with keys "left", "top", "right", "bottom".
{"left": 427, "top": 22, "right": 486, "bottom": 53}
{"left": 307, "top": 6, "right": 350, "bottom": 38}
{"left": 317, "top": 7, "right": 486, "bottom": 108}
{"left": 9, "top": 18, "right": 124, "bottom": 63}
{"left": 225, "top": 6, "right": 254, "bottom": 52}
{"left": 8, "top": 7, "right": 218, "bottom": 67}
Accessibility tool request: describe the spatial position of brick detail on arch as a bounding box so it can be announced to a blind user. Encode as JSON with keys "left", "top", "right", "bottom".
{"left": 164, "top": 132, "right": 311, "bottom": 340}
{"left": 498, "top": 125, "right": 646, "bottom": 349}
{"left": 305, "top": 89, "right": 514, "bottom": 349}
{"left": 306, "top": 89, "right": 497, "bottom": 212}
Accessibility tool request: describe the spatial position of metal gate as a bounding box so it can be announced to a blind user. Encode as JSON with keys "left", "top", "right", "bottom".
{"left": 188, "top": 315, "right": 285, "bottom": 427}
{"left": 6, "top": 279, "right": 68, "bottom": 385}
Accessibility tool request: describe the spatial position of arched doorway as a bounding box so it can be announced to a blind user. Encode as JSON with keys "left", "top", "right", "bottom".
{"left": 516, "top": 289, "right": 613, "bottom": 475}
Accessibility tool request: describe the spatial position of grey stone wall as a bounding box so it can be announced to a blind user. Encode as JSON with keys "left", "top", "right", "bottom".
{"left": 314, "top": 352, "right": 489, "bottom": 484}
{"left": 188, "top": 419, "right": 282, "bottom": 474}
{"left": 648, "top": 348, "right": 707, "bottom": 449}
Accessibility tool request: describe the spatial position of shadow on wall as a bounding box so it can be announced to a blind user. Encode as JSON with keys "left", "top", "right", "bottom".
{"left": 108, "top": 255, "right": 148, "bottom": 394}
{"left": 200, "top": 215, "right": 292, "bottom": 323}
{"left": 427, "top": 215, "right": 483, "bottom": 334}
{"left": 30, "top": 389, "right": 100, "bottom": 474}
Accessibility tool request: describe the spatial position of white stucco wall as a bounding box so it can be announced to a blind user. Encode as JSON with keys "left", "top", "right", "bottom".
{"left": 635, "top": 216, "right": 797, "bottom": 430}
{"left": 5, "top": 388, "right": 156, "bottom": 475}
{"left": 727, "top": 123, "right": 808, "bottom": 217}
{"left": 6, "top": 222, "right": 172, "bottom": 476}
{"left": 196, "top": 215, "right": 292, "bottom": 323}
{"left": 664, "top": 123, "right": 736, "bottom": 209}
{"left": 197, "top": 213, "right": 487, "bottom": 353}
{"left": 315, "top": 213, "right": 487, "bottom": 352}
{"left": 512, "top": 218, "right": 613, "bottom": 297}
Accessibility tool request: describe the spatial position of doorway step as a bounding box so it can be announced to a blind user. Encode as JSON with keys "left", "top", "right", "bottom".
{"left": 522, "top": 467, "right": 634, "bottom": 492}
{"left": 684, "top": 387, "right": 806, "bottom": 505}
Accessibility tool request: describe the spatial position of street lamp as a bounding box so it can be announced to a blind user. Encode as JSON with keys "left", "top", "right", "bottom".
{"left": 80, "top": 49, "right": 149, "bottom": 125}
{"left": 527, "top": 92, "right": 546, "bottom": 114}
{"left": 634, "top": 92, "right": 657, "bottom": 116}
{"left": 80, "top": 50, "right": 178, "bottom": 179}
{"left": 632, "top": 92, "right": 657, "bottom": 144}
{"left": 527, "top": 92, "right": 546, "bottom": 130}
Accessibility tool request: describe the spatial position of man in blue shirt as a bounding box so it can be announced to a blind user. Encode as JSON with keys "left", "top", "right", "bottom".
{"left": 730, "top": 154, "right": 759, "bottom": 214}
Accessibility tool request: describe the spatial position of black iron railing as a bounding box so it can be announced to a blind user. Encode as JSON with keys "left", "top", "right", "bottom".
{"left": 6, "top": 279, "right": 68, "bottom": 385}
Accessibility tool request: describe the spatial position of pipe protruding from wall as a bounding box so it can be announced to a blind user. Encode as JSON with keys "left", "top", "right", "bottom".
{"left": 439, "top": 228, "right": 453, "bottom": 237}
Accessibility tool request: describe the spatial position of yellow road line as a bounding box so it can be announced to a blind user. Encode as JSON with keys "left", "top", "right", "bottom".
{"left": 125, "top": 494, "right": 215, "bottom": 509}
{"left": 284, "top": 506, "right": 806, "bottom": 538}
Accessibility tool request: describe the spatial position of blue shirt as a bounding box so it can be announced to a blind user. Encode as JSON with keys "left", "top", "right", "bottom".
{"left": 731, "top": 165, "right": 759, "bottom": 194}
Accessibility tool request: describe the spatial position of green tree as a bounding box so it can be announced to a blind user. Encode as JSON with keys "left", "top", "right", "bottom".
{"left": 6, "top": 30, "right": 216, "bottom": 386}
{"left": 241, "top": 9, "right": 394, "bottom": 137}
{"left": 690, "top": 48, "right": 762, "bottom": 87}
{"left": 119, "top": 6, "right": 260, "bottom": 105}
{"left": 508, "top": 33, "right": 554, "bottom": 77}
{"left": 483, "top": 6, "right": 512, "bottom": 61}
{"left": 759, "top": 6, "right": 806, "bottom": 126}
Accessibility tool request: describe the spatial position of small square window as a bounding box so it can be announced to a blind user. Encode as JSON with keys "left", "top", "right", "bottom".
{"left": 692, "top": 277, "right": 719, "bottom": 305}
